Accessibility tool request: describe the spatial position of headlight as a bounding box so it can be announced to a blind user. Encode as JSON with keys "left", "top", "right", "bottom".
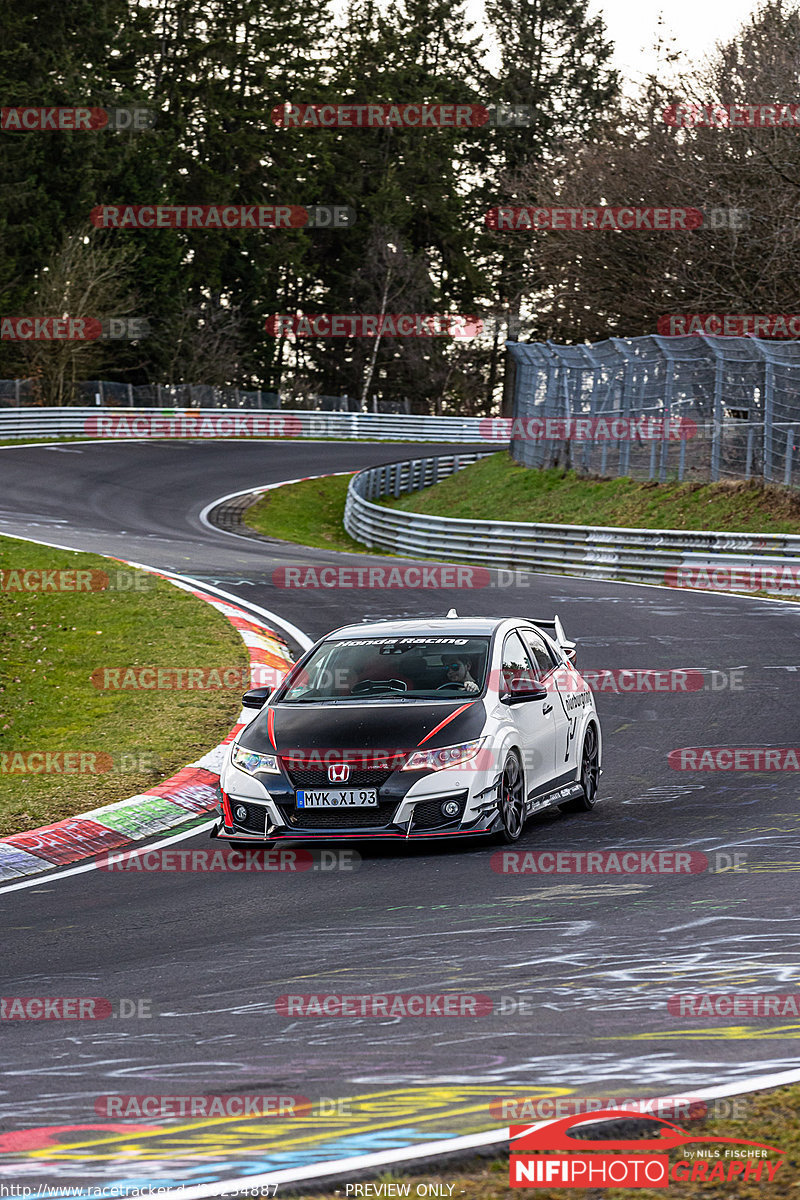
{"left": 230, "top": 744, "right": 280, "bottom": 775}
{"left": 402, "top": 738, "right": 485, "bottom": 772}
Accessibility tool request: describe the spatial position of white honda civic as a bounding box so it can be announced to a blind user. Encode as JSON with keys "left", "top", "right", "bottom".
{"left": 213, "top": 612, "right": 602, "bottom": 846}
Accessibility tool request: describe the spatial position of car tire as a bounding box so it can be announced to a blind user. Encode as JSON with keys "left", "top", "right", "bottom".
{"left": 493, "top": 751, "right": 526, "bottom": 843}
{"left": 559, "top": 725, "right": 600, "bottom": 812}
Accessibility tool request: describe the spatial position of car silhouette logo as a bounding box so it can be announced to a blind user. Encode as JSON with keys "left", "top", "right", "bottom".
{"left": 328, "top": 763, "right": 350, "bottom": 783}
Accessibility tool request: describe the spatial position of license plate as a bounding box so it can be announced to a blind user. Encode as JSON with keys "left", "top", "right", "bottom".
{"left": 296, "top": 789, "right": 378, "bottom": 808}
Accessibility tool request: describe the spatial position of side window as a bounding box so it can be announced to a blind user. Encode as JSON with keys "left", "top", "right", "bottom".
{"left": 521, "top": 630, "right": 557, "bottom": 677}
{"left": 501, "top": 631, "right": 537, "bottom": 693}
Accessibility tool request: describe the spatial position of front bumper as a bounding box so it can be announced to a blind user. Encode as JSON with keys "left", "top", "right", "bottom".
{"left": 214, "top": 788, "right": 501, "bottom": 843}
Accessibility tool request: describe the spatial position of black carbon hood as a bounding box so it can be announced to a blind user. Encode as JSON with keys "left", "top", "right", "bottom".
{"left": 237, "top": 698, "right": 487, "bottom": 755}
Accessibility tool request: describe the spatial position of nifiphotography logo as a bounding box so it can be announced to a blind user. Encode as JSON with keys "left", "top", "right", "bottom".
{"left": 509, "top": 1109, "right": 784, "bottom": 1188}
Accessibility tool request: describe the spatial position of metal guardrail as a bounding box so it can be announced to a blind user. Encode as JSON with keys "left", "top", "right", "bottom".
{"left": 344, "top": 453, "right": 800, "bottom": 586}
{"left": 0, "top": 407, "right": 489, "bottom": 443}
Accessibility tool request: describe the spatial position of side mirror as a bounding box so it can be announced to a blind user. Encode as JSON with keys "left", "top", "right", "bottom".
{"left": 501, "top": 684, "right": 549, "bottom": 704}
{"left": 242, "top": 687, "right": 271, "bottom": 709}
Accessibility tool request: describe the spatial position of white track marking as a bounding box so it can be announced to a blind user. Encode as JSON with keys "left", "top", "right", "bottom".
{"left": 0, "top": 819, "right": 216, "bottom": 897}
{"left": 163, "top": 1064, "right": 800, "bottom": 1199}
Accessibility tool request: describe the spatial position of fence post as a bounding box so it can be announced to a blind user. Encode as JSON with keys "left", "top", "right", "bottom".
{"left": 619, "top": 358, "right": 633, "bottom": 476}
{"left": 746, "top": 426, "right": 755, "bottom": 480}
{"left": 711, "top": 357, "right": 723, "bottom": 482}
{"left": 678, "top": 437, "right": 687, "bottom": 482}
{"left": 127, "top": 384, "right": 133, "bottom": 407}
{"left": 784, "top": 427, "right": 795, "bottom": 487}
{"left": 763, "top": 360, "right": 774, "bottom": 482}
{"left": 659, "top": 359, "right": 674, "bottom": 483}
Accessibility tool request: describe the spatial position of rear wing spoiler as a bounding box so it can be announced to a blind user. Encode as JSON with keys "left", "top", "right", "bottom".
{"left": 533, "top": 615, "right": 577, "bottom": 665}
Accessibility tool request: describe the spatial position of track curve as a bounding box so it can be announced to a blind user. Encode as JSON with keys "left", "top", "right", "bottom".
{"left": 1, "top": 440, "right": 799, "bottom": 1191}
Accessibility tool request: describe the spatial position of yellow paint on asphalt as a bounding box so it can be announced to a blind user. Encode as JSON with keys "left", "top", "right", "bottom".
{"left": 22, "top": 1084, "right": 570, "bottom": 1164}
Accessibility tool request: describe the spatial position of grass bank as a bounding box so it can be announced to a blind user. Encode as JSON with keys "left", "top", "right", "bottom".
{"left": 245, "top": 473, "right": 373, "bottom": 553}
{"left": 387, "top": 453, "right": 800, "bottom": 534}
{"left": 0, "top": 537, "right": 248, "bottom": 836}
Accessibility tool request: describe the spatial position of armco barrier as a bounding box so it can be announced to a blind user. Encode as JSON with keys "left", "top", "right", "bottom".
{"left": 0, "top": 407, "right": 488, "bottom": 442}
{"left": 343, "top": 454, "right": 800, "bottom": 586}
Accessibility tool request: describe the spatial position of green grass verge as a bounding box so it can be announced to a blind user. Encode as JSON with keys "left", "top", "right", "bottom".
{"left": 244, "top": 473, "right": 377, "bottom": 553}
{"left": 298, "top": 1083, "right": 799, "bottom": 1200}
{"left": 0, "top": 537, "right": 248, "bottom": 837}
{"left": 386, "top": 453, "right": 800, "bottom": 533}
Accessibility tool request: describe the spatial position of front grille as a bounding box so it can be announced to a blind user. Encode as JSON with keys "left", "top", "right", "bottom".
{"left": 276, "top": 801, "right": 400, "bottom": 829}
{"left": 411, "top": 796, "right": 467, "bottom": 830}
{"left": 280, "top": 760, "right": 399, "bottom": 790}
{"left": 232, "top": 801, "right": 267, "bottom": 835}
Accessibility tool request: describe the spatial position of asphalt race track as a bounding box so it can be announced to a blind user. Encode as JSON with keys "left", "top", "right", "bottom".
{"left": 1, "top": 440, "right": 799, "bottom": 1192}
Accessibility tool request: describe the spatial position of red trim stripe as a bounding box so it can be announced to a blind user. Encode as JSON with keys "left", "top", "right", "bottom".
{"left": 267, "top": 707, "right": 277, "bottom": 750}
{"left": 417, "top": 702, "right": 474, "bottom": 746}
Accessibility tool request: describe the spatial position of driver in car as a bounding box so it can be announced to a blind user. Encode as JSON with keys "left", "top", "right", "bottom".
{"left": 442, "top": 656, "right": 479, "bottom": 692}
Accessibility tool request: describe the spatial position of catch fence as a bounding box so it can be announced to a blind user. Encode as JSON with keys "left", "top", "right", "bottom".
{"left": 508, "top": 336, "right": 800, "bottom": 487}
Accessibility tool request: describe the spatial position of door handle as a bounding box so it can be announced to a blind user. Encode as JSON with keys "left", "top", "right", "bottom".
{"left": 542, "top": 703, "right": 553, "bottom": 714}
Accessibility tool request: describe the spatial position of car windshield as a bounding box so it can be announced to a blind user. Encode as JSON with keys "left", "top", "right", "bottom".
{"left": 274, "top": 635, "right": 491, "bottom": 702}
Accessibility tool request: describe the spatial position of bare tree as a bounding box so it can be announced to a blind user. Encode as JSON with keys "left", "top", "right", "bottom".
{"left": 151, "top": 297, "right": 245, "bottom": 388}
{"left": 19, "top": 229, "right": 140, "bottom": 405}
